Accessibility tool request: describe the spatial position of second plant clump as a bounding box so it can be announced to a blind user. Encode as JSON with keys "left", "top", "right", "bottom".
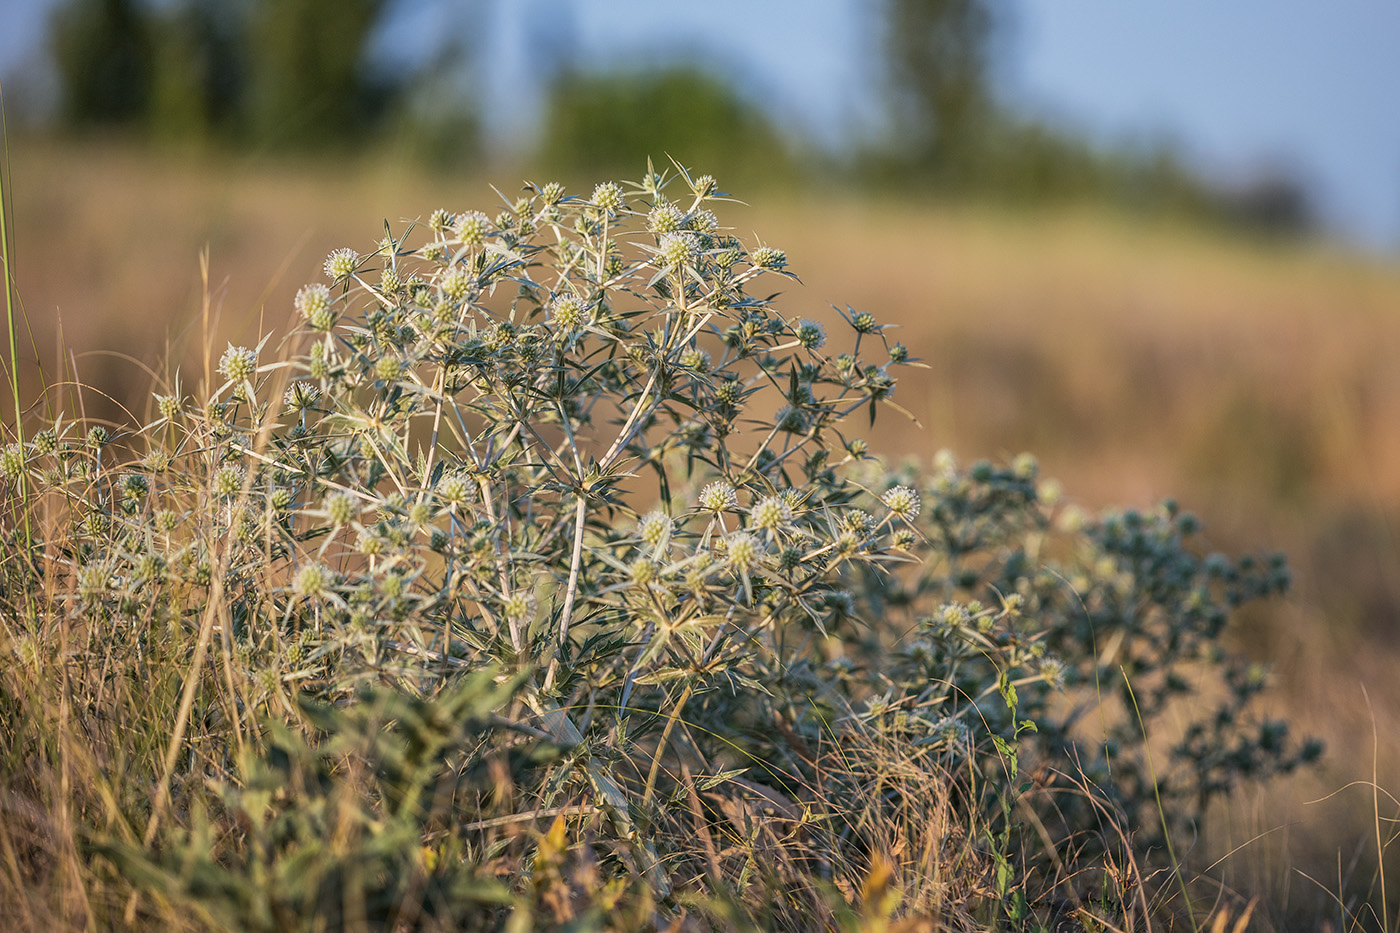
{"left": 2, "top": 165, "right": 1320, "bottom": 929}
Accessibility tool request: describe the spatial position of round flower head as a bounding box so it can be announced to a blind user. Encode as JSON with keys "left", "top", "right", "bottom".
{"left": 647, "top": 201, "right": 684, "bottom": 235}
{"left": 325, "top": 491, "right": 357, "bottom": 526}
{"left": 357, "top": 531, "right": 385, "bottom": 556}
{"left": 850, "top": 310, "right": 878, "bottom": 334}
{"left": 284, "top": 381, "right": 321, "bottom": 410}
{"left": 1, "top": 444, "right": 23, "bottom": 481}
{"left": 592, "top": 181, "right": 623, "bottom": 212}
{"left": 699, "top": 481, "right": 737, "bottom": 512}
{"left": 841, "top": 510, "right": 873, "bottom": 534}
{"left": 219, "top": 344, "right": 257, "bottom": 383}
{"left": 726, "top": 532, "right": 761, "bottom": 573}
{"left": 658, "top": 232, "right": 697, "bottom": 268}
{"left": 750, "top": 246, "right": 786, "bottom": 270}
{"left": 437, "top": 472, "right": 475, "bottom": 507}
{"left": 688, "top": 209, "right": 719, "bottom": 235}
{"left": 454, "top": 210, "right": 491, "bottom": 247}
{"left": 502, "top": 592, "right": 534, "bottom": 623}
{"left": 428, "top": 208, "right": 454, "bottom": 233}
{"left": 796, "top": 319, "right": 827, "bottom": 350}
{"left": 549, "top": 295, "right": 584, "bottom": 330}
{"left": 295, "top": 283, "right": 332, "bottom": 323}
{"left": 374, "top": 356, "right": 404, "bottom": 381}
{"left": 324, "top": 248, "right": 359, "bottom": 280}
{"left": 637, "top": 510, "right": 672, "bottom": 548}
{"left": 629, "top": 557, "right": 658, "bottom": 587}
{"left": 213, "top": 465, "right": 244, "bottom": 498}
{"left": 293, "top": 563, "right": 333, "bottom": 599}
{"left": 440, "top": 266, "right": 472, "bottom": 301}
{"left": 775, "top": 406, "right": 806, "bottom": 433}
{"left": 750, "top": 495, "right": 793, "bottom": 532}
{"left": 539, "top": 181, "right": 565, "bottom": 204}
{"left": 120, "top": 472, "right": 148, "bottom": 499}
{"left": 679, "top": 348, "right": 711, "bottom": 373}
{"left": 881, "top": 485, "right": 921, "bottom": 520}
{"left": 691, "top": 174, "right": 718, "bottom": 197}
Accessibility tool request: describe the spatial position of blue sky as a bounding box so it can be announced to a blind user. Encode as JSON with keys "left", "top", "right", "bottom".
{"left": 4, "top": 0, "right": 1399, "bottom": 249}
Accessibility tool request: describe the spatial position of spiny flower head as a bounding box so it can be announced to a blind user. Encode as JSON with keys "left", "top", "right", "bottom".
{"left": 437, "top": 473, "right": 475, "bottom": 507}
{"left": 796, "top": 319, "right": 827, "bottom": 350}
{"left": 324, "top": 248, "right": 359, "bottom": 280}
{"left": 750, "top": 246, "right": 786, "bottom": 270}
{"left": 440, "top": 266, "right": 472, "bottom": 301}
{"left": 715, "top": 380, "right": 742, "bottom": 406}
{"left": 374, "top": 356, "right": 404, "bottom": 382}
{"left": 629, "top": 558, "right": 658, "bottom": 587}
{"left": 726, "top": 532, "right": 761, "bottom": 573}
{"left": 549, "top": 295, "right": 584, "bottom": 330}
{"left": 750, "top": 495, "right": 793, "bottom": 531}
{"left": 428, "top": 208, "right": 454, "bottom": 233}
{"left": 1, "top": 444, "right": 23, "bottom": 480}
{"left": 850, "top": 310, "right": 879, "bottom": 334}
{"left": 647, "top": 201, "right": 685, "bottom": 235}
{"left": 699, "top": 481, "right": 737, "bottom": 512}
{"left": 881, "top": 485, "right": 921, "bottom": 520}
{"left": 284, "top": 381, "right": 321, "bottom": 410}
{"left": 214, "top": 465, "right": 245, "bottom": 498}
{"left": 326, "top": 491, "right": 357, "bottom": 526}
{"left": 592, "top": 181, "right": 623, "bottom": 213}
{"left": 679, "top": 348, "right": 711, "bottom": 372}
{"left": 454, "top": 210, "right": 491, "bottom": 247}
{"left": 638, "top": 510, "right": 673, "bottom": 548}
{"left": 658, "top": 232, "right": 697, "bottom": 267}
{"left": 219, "top": 344, "right": 257, "bottom": 383}
{"left": 688, "top": 209, "right": 719, "bottom": 235}
{"left": 120, "top": 472, "right": 149, "bottom": 499}
{"left": 502, "top": 592, "right": 533, "bottom": 623}
{"left": 293, "top": 563, "right": 333, "bottom": 599}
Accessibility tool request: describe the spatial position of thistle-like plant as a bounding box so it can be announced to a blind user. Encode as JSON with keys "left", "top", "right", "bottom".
{"left": 0, "top": 162, "right": 1317, "bottom": 929}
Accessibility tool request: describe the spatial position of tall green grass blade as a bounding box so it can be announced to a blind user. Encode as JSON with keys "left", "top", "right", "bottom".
{"left": 0, "top": 83, "right": 20, "bottom": 449}
{"left": 0, "top": 82, "right": 31, "bottom": 554}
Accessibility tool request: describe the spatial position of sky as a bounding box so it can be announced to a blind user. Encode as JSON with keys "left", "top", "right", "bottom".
{"left": 3, "top": 0, "right": 1399, "bottom": 250}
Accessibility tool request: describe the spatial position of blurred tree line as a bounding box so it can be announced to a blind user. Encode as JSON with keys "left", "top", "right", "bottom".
{"left": 49, "top": 0, "right": 477, "bottom": 158}
{"left": 43, "top": 0, "right": 1312, "bottom": 235}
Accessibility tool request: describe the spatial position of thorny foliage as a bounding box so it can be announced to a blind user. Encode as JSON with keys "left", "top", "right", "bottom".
{"left": 0, "top": 165, "right": 1318, "bottom": 930}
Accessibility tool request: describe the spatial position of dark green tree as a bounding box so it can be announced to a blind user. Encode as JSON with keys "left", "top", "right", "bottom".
{"left": 243, "top": 0, "right": 401, "bottom": 150}
{"left": 147, "top": 0, "right": 246, "bottom": 144}
{"left": 538, "top": 65, "right": 794, "bottom": 184}
{"left": 49, "top": 0, "right": 155, "bottom": 127}
{"left": 881, "top": 0, "right": 998, "bottom": 182}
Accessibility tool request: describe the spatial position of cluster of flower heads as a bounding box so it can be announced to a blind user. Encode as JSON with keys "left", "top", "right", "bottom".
{"left": 3, "top": 166, "right": 926, "bottom": 699}
{"left": 0, "top": 165, "right": 1318, "bottom": 882}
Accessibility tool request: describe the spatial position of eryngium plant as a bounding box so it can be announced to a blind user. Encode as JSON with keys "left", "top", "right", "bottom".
{"left": 0, "top": 164, "right": 1317, "bottom": 928}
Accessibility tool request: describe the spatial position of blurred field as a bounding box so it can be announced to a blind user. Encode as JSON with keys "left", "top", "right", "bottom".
{"left": 7, "top": 137, "right": 1400, "bottom": 926}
